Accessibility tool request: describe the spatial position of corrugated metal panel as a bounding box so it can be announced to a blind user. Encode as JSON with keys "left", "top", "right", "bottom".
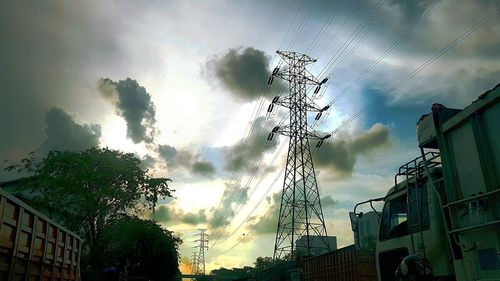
{"left": 0, "top": 189, "right": 81, "bottom": 280}
{"left": 302, "top": 245, "right": 376, "bottom": 281}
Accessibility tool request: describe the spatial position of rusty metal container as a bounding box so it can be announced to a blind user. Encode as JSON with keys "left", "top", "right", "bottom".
{"left": 301, "top": 245, "right": 376, "bottom": 281}
{"left": 0, "top": 188, "right": 82, "bottom": 281}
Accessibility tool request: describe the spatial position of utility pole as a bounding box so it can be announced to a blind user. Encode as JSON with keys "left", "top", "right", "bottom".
{"left": 194, "top": 229, "right": 209, "bottom": 275}
{"left": 267, "top": 51, "right": 331, "bottom": 261}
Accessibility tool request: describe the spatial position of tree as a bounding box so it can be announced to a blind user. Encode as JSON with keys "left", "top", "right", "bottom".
{"left": 211, "top": 267, "right": 254, "bottom": 281}
{"left": 95, "top": 215, "right": 182, "bottom": 281}
{"left": 8, "top": 148, "right": 172, "bottom": 260}
{"left": 254, "top": 256, "right": 274, "bottom": 271}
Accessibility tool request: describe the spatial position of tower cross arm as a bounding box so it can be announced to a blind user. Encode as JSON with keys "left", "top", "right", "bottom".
{"left": 273, "top": 68, "right": 321, "bottom": 85}
{"left": 306, "top": 130, "right": 329, "bottom": 140}
{"left": 276, "top": 50, "right": 317, "bottom": 64}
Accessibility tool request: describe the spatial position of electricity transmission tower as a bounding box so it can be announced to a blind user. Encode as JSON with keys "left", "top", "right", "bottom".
{"left": 191, "top": 251, "right": 199, "bottom": 275}
{"left": 194, "top": 229, "right": 209, "bottom": 275}
{"left": 267, "top": 51, "right": 331, "bottom": 261}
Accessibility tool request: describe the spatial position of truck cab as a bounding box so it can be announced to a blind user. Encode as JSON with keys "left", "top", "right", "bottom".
{"left": 365, "top": 84, "right": 500, "bottom": 281}
{"left": 376, "top": 153, "right": 454, "bottom": 281}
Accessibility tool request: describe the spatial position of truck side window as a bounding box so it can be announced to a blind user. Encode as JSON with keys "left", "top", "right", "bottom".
{"left": 380, "top": 194, "right": 409, "bottom": 240}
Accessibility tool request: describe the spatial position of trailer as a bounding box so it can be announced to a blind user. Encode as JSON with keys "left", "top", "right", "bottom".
{"left": 0, "top": 187, "right": 82, "bottom": 281}
{"left": 301, "top": 245, "right": 376, "bottom": 281}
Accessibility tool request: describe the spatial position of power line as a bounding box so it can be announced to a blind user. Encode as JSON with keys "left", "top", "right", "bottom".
{"left": 326, "top": 3, "right": 392, "bottom": 78}
{"left": 325, "top": 0, "right": 445, "bottom": 108}
{"left": 325, "top": 7, "right": 499, "bottom": 137}
{"left": 318, "top": 0, "right": 388, "bottom": 78}
{"left": 211, "top": 144, "right": 287, "bottom": 249}
{"left": 286, "top": 0, "right": 321, "bottom": 51}
{"left": 306, "top": 0, "right": 345, "bottom": 55}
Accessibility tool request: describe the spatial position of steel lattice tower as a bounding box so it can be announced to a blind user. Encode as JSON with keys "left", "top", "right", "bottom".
{"left": 267, "top": 51, "right": 331, "bottom": 261}
{"left": 194, "top": 229, "right": 209, "bottom": 275}
{"left": 191, "top": 251, "right": 199, "bottom": 275}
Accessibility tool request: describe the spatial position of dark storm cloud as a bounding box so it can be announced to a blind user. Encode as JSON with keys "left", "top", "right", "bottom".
{"left": 151, "top": 205, "right": 207, "bottom": 225}
{"left": 313, "top": 124, "right": 390, "bottom": 177}
{"left": 98, "top": 78, "right": 157, "bottom": 144}
{"left": 157, "top": 144, "right": 216, "bottom": 177}
{"left": 183, "top": 209, "right": 208, "bottom": 225}
{"left": 384, "top": 0, "right": 500, "bottom": 101}
{"left": 0, "top": 2, "right": 120, "bottom": 162}
{"left": 39, "top": 108, "right": 101, "bottom": 153}
{"left": 224, "top": 116, "right": 279, "bottom": 174}
{"left": 151, "top": 205, "right": 170, "bottom": 222}
{"left": 140, "top": 154, "right": 157, "bottom": 170}
{"left": 158, "top": 144, "right": 179, "bottom": 162}
{"left": 321, "top": 195, "right": 337, "bottom": 209}
{"left": 209, "top": 183, "right": 249, "bottom": 228}
{"left": 206, "top": 47, "right": 272, "bottom": 101}
{"left": 192, "top": 161, "right": 216, "bottom": 177}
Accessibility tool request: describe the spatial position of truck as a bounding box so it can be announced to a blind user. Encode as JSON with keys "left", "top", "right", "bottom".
{"left": 0, "top": 186, "right": 82, "bottom": 280}
{"left": 352, "top": 84, "right": 500, "bottom": 280}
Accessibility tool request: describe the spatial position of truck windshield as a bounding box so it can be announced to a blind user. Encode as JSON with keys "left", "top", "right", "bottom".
{"left": 379, "top": 194, "right": 408, "bottom": 240}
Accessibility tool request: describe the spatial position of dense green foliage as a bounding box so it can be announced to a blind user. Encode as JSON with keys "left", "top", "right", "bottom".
{"left": 210, "top": 256, "right": 276, "bottom": 280}
{"left": 7, "top": 148, "right": 180, "bottom": 280}
{"left": 95, "top": 215, "right": 181, "bottom": 280}
{"left": 254, "top": 256, "right": 274, "bottom": 271}
{"left": 211, "top": 266, "right": 254, "bottom": 281}
{"left": 11, "top": 148, "right": 171, "bottom": 247}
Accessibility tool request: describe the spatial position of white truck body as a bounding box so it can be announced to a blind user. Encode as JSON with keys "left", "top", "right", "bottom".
{"left": 368, "top": 84, "right": 500, "bottom": 281}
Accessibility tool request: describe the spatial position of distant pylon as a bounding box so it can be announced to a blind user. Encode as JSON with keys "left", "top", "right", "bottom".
{"left": 191, "top": 251, "right": 199, "bottom": 275}
{"left": 267, "top": 51, "right": 331, "bottom": 261}
{"left": 194, "top": 229, "right": 209, "bottom": 275}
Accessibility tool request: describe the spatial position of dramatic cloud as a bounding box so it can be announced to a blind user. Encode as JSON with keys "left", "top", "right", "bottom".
{"left": 357, "top": 0, "right": 499, "bottom": 106}
{"left": 157, "top": 144, "right": 216, "bottom": 177}
{"left": 207, "top": 47, "right": 272, "bottom": 101}
{"left": 158, "top": 146, "right": 194, "bottom": 169}
{"left": 183, "top": 209, "right": 209, "bottom": 225}
{"left": 0, "top": 2, "right": 120, "bottom": 162}
{"left": 39, "top": 107, "right": 101, "bottom": 153}
{"left": 98, "top": 78, "right": 157, "bottom": 143}
{"left": 151, "top": 205, "right": 207, "bottom": 226}
{"left": 313, "top": 123, "right": 391, "bottom": 177}
{"left": 384, "top": 67, "right": 500, "bottom": 107}
{"left": 192, "top": 161, "right": 216, "bottom": 177}
{"left": 158, "top": 144, "right": 178, "bottom": 162}
{"left": 140, "top": 154, "right": 157, "bottom": 170}
{"left": 209, "top": 183, "right": 249, "bottom": 228}
{"left": 224, "top": 116, "right": 279, "bottom": 174}
{"left": 151, "top": 205, "right": 171, "bottom": 222}
{"left": 321, "top": 195, "right": 337, "bottom": 209}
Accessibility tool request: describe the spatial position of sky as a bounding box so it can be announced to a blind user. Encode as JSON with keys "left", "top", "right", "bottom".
{"left": 1, "top": 0, "right": 499, "bottom": 273}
